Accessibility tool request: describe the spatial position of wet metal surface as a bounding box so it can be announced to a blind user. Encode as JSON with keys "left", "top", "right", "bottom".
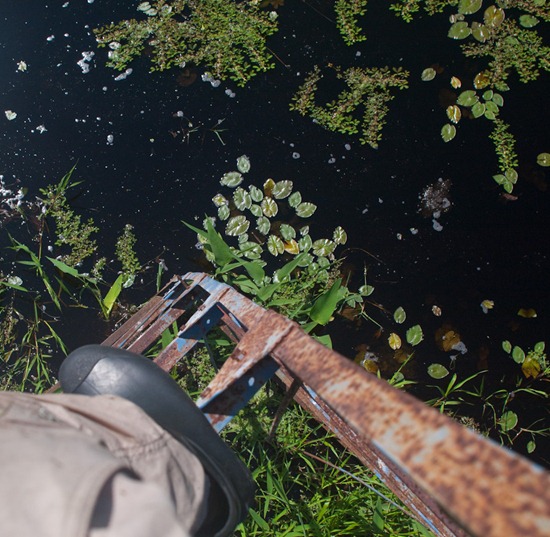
{"left": 104, "top": 272, "right": 550, "bottom": 537}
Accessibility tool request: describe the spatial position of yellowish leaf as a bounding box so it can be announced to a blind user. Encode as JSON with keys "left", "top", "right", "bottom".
{"left": 517, "top": 308, "right": 537, "bottom": 318}
{"left": 522, "top": 355, "right": 541, "bottom": 379}
{"left": 388, "top": 332, "right": 402, "bottom": 350}
{"left": 450, "top": 76, "right": 462, "bottom": 89}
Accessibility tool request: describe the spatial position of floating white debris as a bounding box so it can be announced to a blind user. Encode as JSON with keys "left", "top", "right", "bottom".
{"left": 451, "top": 341, "right": 468, "bottom": 354}
{"left": 225, "top": 89, "right": 236, "bottom": 98}
{"left": 201, "top": 72, "right": 221, "bottom": 87}
{"left": 328, "top": 157, "right": 336, "bottom": 164}
{"left": 344, "top": 143, "right": 351, "bottom": 150}
{"left": 410, "top": 227, "right": 418, "bottom": 234}
{"left": 17, "top": 60, "right": 27, "bottom": 72}
{"left": 77, "top": 51, "right": 95, "bottom": 74}
{"left": 7, "top": 275, "right": 23, "bottom": 287}
{"left": 5, "top": 110, "right": 17, "bottom": 121}
{"left": 62, "top": 2, "right": 69, "bottom": 7}
{"left": 292, "top": 152, "right": 300, "bottom": 159}
{"left": 480, "top": 299, "right": 494, "bottom": 314}
{"left": 176, "top": 110, "right": 184, "bottom": 117}
{"left": 47, "top": 35, "right": 55, "bottom": 42}
{"left": 432, "top": 219, "right": 443, "bottom": 232}
{"left": 396, "top": 233, "right": 403, "bottom": 240}
{"left": 109, "top": 42, "right": 121, "bottom": 50}
{"left": 36, "top": 125, "right": 47, "bottom": 134}
{"left": 107, "top": 134, "right": 114, "bottom": 145}
{"left": 114, "top": 68, "right": 133, "bottom": 81}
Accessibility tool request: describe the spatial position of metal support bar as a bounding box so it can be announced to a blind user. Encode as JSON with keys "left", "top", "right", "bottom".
{"left": 102, "top": 272, "right": 550, "bottom": 537}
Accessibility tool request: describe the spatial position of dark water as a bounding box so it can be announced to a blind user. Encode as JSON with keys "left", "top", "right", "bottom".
{"left": 1, "top": 2, "right": 549, "bottom": 460}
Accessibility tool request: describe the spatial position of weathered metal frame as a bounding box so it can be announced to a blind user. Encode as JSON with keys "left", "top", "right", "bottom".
{"left": 103, "top": 273, "right": 550, "bottom": 537}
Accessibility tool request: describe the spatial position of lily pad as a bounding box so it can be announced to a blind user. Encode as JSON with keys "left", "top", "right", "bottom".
{"left": 256, "top": 216, "right": 271, "bottom": 235}
{"left": 421, "top": 68, "right": 436, "bottom": 81}
{"left": 312, "top": 239, "right": 336, "bottom": 257}
{"left": 333, "top": 226, "right": 347, "bottom": 245}
{"left": 482, "top": 90, "right": 494, "bottom": 101}
{"left": 267, "top": 235, "right": 284, "bottom": 256}
{"left": 233, "top": 187, "right": 252, "bottom": 210}
{"left": 484, "top": 5, "right": 505, "bottom": 28}
{"left": 427, "top": 363, "right": 449, "bottom": 379}
{"left": 236, "top": 154, "right": 251, "bottom": 173}
{"left": 536, "top": 153, "right": 550, "bottom": 167}
{"left": 473, "top": 71, "right": 491, "bottom": 89}
{"left": 272, "top": 180, "right": 293, "bottom": 199}
{"left": 240, "top": 241, "right": 262, "bottom": 260}
{"left": 298, "top": 234, "right": 312, "bottom": 251}
{"left": 512, "top": 345, "right": 525, "bottom": 364}
{"left": 519, "top": 14, "right": 539, "bottom": 28}
{"left": 406, "top": 324, "right": 424, "bottom": 346}
{"left": 225, "top": 215, "right": 250, "bottom": 237}
{"left": 359, "top": 284, "right": 374, "bottom": 296}
{"left": 249, "top": 185, "right": 264, "bottom": 202}
{"left": 448, "top": 21, "right": 471, "bottom": 40}
{"left": 263, "top": 178, "right": 275, "bottom": 196}
{"left": 502, "top": 340, "right": 512, "bottom": 354}
{"left": 492, "top": 93, "right": 504, "bottom": 107}
{"left": 484, "top": 109, "right": 496, "bottom": 121}
{"left": 471, "top": 22, "right": 490, "bottom": 42}
{"left": 220, "top": 171, "right": 243, "bottom": 187}
{"left": 218, "top": 205, "right": 230, "bottom": 220}
{"left": 446, "top": 105, "right": 461, "bottom": 124}
{"left": 471, "top": 102, "right": 486, "bottom": 118}
{"left": 297, "top": 253, "right": 314, "bottom": 267}
{"left": 261, "top": 197, "right": 279, "bottom": 217}
{"left": 288, "top": 191, "right": 302, "bottom": 208}
{"left": 394, "top": 306, "right": 406, "bottom": 324}
{"left": 250, "top": 204, "right": 262, "bottom": 217}
{"left": 212, "top": 193, "right": 228, "bottom": 207}
{"left": 284, "top": 239, "right": 300, "bottom": 255}
{"left": 485, "top": 100, "right": 499, "bottom": 114}
{"left": 441, "top": 123, "right": 457, "bottom": 143}
{"left": 456, "top": 90, "right": 478, "bottom": 107}
{"left": 296, "top": 202, "right": 317, "bottom": 218}
{"left": 280, "top": 223, "right": 296, "bottom": 241}
{"left": 388, "top": 333, "right": 402, "bottom": 350}
{"left": 458, "top": 0, "right": 482, "bottom": 15}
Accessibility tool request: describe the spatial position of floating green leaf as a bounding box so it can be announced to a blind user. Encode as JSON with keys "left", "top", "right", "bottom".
{"left": 296, "top": 202, "right": 317, "bottom": 218}
{"left": 288, "top": 191, "right": 302, "bottom": 208}
{"left": 239, "top": 241, "right": 262, "bottom": 260}
{"left": 492, "top": 93, "right": 504, "bottom": 107}
{"left": 534, "top": 341, "right": 545, "bottom": 353}
{"left": 317, "top": 256, "right": 330, "bottom": 269}
{"left": 499, "top": 410, "right": 518, "bottom": 432}
{"left": 485, "top": 101, "right": 499, "bottom": 114}
{"left": 333, "top": 226, "right": 347, "bottom": 245}
{"left": 256, "top": 216, "right": 270, "bottom": 235}
{"left": 427, "top": 363, "right": 450, "bottom": 379}
{"left": 512, "top": 345, "right": 525, "bottom": 364}
{"left": 458, "top": 0, "right": 482, "bottom": 15}
{"left": 261, "top": 197, "right": 279, "bottom": 217}
{"left": 421, "top": 67, "right": 436, "bottom": 81}
{"left": 220, "top": 171, "right": 243, "bottom": 187}
{"left": 471, "top": 102, "right": 486, "bottom": 118}
{"left": 359, "top": 284, "right": 374, "bottom": 296}
{"left": 482, "top": 90, "right": 493, "bottom": 101}
{"left": 441, "top": 123, "right": 457, "bottom": 143}
{"left": 456, "top": 90, "right": 478, "bottom": 107}
{"left": 394, "top": 306, "right": 406, "bottom": 324}
{"left": 484, "top": 5, "right": 505, "bottom": 28}
{"left": 471, "top": 22, "right": 490, "bottom": 42}
{"left": 298, "top": 234, "right": 312, "bottom": 252}
{"left": 448, "top": 21, "right": 471, "bottom": 40}
{"left": 502, "top": 340, "right": 512, "bottom": 354}
{"left": 218, "top": 205, "right": 230, "bottom": 220}
{"left": 536, "top": 153, "right": 550, "bottom": 167}
{"left": 280, "top": 223, "right": 296, "bottom": 241}
{"left": 272, "top": 180, "right": 293, "bottom": 199}
{"left": 297, "top": 252, "right": 314, "bottom": 267}
{"left": 527, "top": 440, "right": 536, "bottom": 454}
{"left": 312, "top": 239, "right": 336, "bottom": 257}
{"left": 236, "top": 154, "right": 251, "bottom": 173}
{"left": 250, "top": 204, "right": 262, "bottom": 217}
{"left": 249, "top": 185, "right": 264, "bottom": 202}
{"left": 484, "top": 109, "right": 496, "bottom": 121}
{"left": 233, "top": 188, "right": 252, "bottom": 210}
{"left": 519, "top": 14, "right": 539, "bottom": 28}
{"left": 284, "top": 239, "right": 300, "bottom": 255}
{"left": 267, "top": 234, "right": 284, "bottom": 256}
{"left": 446, "top": 105, "right": 461, "bottom": 124}
{"left": 225, "top": 215, "right": 250, "bottom": 236}
{"left": 212, "top": 193, "right": 228, "bottom": 207}
{"left": 406, "top": 324, "right": 424, "bottom": 346}
{"left": 506, "top": 169, "right": 518, "bottom": 183}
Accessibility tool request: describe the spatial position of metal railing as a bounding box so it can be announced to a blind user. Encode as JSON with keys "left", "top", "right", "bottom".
{"left": 102, "top": 273, "right": 550, "bottom": 537}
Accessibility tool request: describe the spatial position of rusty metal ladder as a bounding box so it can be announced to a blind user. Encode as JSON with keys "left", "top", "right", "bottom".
{"left": 102, "top": 273, "right": 550, "bottom": 537}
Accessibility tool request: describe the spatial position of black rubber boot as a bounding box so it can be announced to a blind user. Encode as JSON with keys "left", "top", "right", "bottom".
{"left": 59, "top": 344, "right": 254, "bottom": 537}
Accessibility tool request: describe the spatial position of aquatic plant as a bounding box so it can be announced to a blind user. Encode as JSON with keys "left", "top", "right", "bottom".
{"left": 94, "top": 0, "right": 278, "bottom": 86}
{"left": 290, "top": 65, "right": 409, "bottom": 149}
{"left": 335, "top": 0, "right": 369, "bottom": 45}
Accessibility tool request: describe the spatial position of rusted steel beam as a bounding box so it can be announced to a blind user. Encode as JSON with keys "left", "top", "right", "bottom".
{"left": 178, "top": 273, "right": 550, "bottom": 537}
{"left": 102, "top": 272, "right": 550, "bottom": 537}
